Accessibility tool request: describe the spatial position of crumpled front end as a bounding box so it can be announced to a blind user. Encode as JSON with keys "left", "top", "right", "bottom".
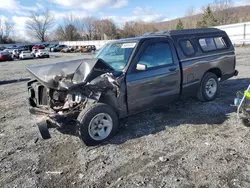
{"left": 27, "top": 59, "right": 120, "bottom": 139}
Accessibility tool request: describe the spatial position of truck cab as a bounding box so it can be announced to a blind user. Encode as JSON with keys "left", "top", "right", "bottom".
{"left": 27, "top": 28, "right": 238, "bottom": 146}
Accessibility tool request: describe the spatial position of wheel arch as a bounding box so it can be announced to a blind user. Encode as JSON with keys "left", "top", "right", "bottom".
{"left": 205, "top": 68, "right": 222, "bottom": 78}
{"left": 98, "top": 92, "right": 119, "bottom": 113}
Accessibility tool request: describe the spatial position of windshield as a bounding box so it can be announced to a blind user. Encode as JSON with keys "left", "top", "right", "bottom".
{"left": 96, "top": 42, "right": 136, "bottom": 71}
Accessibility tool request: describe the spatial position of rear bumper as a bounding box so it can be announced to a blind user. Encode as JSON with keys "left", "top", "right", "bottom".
{"left": 221, "top": 70, "right": 239, "bottom": 81}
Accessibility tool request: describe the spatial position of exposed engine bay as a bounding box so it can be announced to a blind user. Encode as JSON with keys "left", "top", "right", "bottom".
{"left": 27, "top": 58, "right": 122, "bottom": 120}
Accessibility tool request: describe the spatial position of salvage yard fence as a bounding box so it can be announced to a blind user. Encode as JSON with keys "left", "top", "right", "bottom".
{"left": 215, "top": 22, "right": 250, "bottom": 45}
{"left": 59, "top": 40, "right": 115, "bottom": 50}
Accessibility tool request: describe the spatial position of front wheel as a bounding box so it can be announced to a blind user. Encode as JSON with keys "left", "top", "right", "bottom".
{"left": 197, "top": 72, "right": 219, "bottom": 102}
{"left": 77, "top": 103, "right": 118, "bottom": 146}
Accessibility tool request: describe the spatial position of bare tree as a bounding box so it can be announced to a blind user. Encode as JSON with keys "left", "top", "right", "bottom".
{"left": 213, "top": 0, "right": 235, "bottom": 24}
{"left": 121, "top": 22, "right": 136, "bottom": 37}
{"left": 81, "top": 16, "right": 96, "bottom": 40}
{"left": 55, "top": 25, "right": 81, "bottom": 41}
{"left": 121, "top": 21, "right": 157, "bottom": 38}
{"left": 93, "top": 19, "right": 117, "bottom": 40}
{"left": 63, "top": 14, "right": 81, "bottom": 30}
{"left": 55, "top": 14, "right": 81, "bottom": 41}
{"left": 0, "top": 18, "right": 14, "bottom": 43}
{"left": 25, "top": 9, "right": 55, "bottom": 42}
{"left": 185, "top": 6, "right": 196, "bottom": 17}
{"left": 184, "top": 6, "right": 198, "bottom": 29}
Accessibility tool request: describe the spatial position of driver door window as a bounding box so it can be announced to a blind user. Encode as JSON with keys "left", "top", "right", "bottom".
{"left": 137, "top": 43, "right": 173, "bottom": 69}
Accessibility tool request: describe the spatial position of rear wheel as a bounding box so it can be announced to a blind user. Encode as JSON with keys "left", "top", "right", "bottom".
{"left": 242, "top": 118, "right": 250, "bottom": 127}
{"left": 77, "top": 103, "right": 118, "bottom": 146}
{"left": 197, "top": 72, "right": 219, "bottom": 102}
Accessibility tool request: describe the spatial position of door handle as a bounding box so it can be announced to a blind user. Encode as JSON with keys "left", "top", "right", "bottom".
{"left": 169, "top": 67, "right": 177, "bottom": 72}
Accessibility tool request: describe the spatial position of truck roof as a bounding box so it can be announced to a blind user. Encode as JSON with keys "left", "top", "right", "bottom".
{"left": 109, "top": 28, "right": 232, "bottom": 61}
{"left": 142, "top": 28, "right": 225, "bottom": 37}
{"left": 114, "top": 28, "right": 226, "bottom": 43}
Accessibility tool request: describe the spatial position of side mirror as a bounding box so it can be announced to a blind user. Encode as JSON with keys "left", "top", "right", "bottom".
{"left": 136, "top": 63, "right": 147, "bottom": 71}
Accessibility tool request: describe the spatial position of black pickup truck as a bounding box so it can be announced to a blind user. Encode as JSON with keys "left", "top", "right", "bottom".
{"left": 27, "top": 28, "right": 238, "bottom": 146}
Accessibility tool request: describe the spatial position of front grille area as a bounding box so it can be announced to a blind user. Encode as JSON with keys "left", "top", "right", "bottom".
{"left": 38, "top": 85, "right": 48, "bottom": 105}
{"left": 28, "top": 80, "right": 48, "bottom": 107}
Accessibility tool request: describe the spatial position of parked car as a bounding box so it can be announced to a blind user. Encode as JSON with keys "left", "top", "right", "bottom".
{"left": 44, "top": 44, "right": 50, "bottom": 47}
{"left": 80, "top": 45, "right": 96, "bottom": 53}
{"left": 61, "top": 46, "right": 74, "bottom": 53}
{"left": 91, "top": 45, "right": 96, "bottom": 52}
{"left": 17, "top": 46, "right": 26, "bottom": 52}
{"left": 19, "top": 51, "right": 33, "bottom": 59}
{"left": 0, "top": 51, "right": 12, "bottom": 61}
{"left": 27, "top": 28, "right": 238, "bottom": 146}
{"left": 22, "top": 45, "right": 34, "bottom": 51}
{"left": 35, "top": 49, "right": 50, "bottom": 58}
{"left": 12, "top": 49, "right": 20, "bottom": 59}
{"left": 80, "top": 46, "right": 89, "bottom": 53}
{"left": 51, "top": 45, "right": 67, "bottom": 52}
{"left": 46, "top": 44, "right": 57, "bottom": 52}
{"left": 31, "top": 49, "right": 38, "bottom": 57}
{"left": 4, "top": 48, "right": 15, "bottom": 54}
{"left": 32, "top": 45, "right": 45, "bottom": 50}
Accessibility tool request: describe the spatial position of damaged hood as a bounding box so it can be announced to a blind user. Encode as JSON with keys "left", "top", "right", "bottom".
{"left": 26, "top": 58, "right": 114, "bottom": 90}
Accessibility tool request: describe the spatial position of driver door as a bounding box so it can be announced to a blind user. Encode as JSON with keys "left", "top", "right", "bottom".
{"left": 126, "top": 38, "right": 181, "bottom": 114}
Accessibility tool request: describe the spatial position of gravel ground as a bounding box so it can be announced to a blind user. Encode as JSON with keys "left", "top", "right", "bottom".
{"left": 0, "top": 49, "right": 250, "bottom": 188}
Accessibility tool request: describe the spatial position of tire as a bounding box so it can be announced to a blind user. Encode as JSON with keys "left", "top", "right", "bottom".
{"left": 197, "top": 72, "right": 219, "bottom": 102}
{"left": 37, "top": 121, "right": 51, "bottom": 139}
{"left": 77, "top": 103, "right": 118, "bottom": 146}
{"left": 242, "top": 118, "right": 250, "bottom": 127}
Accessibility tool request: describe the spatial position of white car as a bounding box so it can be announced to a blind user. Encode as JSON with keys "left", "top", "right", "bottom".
{"left": 19, "top": 51, "right": 33, "bottom": 59}
{"left": 12, "top": 49, "right": 20, "bottom": 59}
{"left": 31, "top": 49, "right": 38, "bottom": 57}
{"left": 35, "top": 50, "right": 50, "bottom": 58}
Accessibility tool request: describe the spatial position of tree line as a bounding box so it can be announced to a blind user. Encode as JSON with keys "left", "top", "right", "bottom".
{"left": 176, "top": 0, "right": 239, "bottom": 30}
{"left": 24, "top": 10, "right": 159, "bottom": 42}
{"left": 0, "top": 0, "right": 248, "bottom": 43}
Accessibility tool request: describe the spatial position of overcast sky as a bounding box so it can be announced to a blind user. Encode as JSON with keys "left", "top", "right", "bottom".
{"left": 0, "top": 0, "right": 249, "bottom": 40}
